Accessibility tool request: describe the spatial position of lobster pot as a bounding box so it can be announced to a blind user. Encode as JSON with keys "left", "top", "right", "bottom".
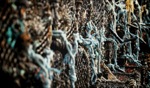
{"left": 0, "top": 40, "right": 44, "bottom": 88}
{"left": 75, "top": 47, "right": 91, "bottom": 88}
{"left": 51, "top": 46, "right": 91, "bottom": 88}
{"left": 0, "top": 1, "right": 48, "bottom": 87}
{"left": 51, "top": 50, "right": 71, "bottom": 88}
